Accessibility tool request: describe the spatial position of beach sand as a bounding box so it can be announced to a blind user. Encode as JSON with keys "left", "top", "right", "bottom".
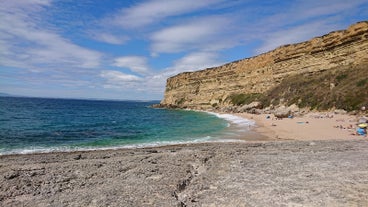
{"left": 1, "top": 112, "right": 368, "bottom": 206}
{"left": 238, "top": 112, "right": 362, "bottom": 141}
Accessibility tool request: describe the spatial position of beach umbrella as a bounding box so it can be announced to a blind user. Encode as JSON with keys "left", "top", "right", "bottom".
{"left": 358, "top": 123, "right": 368, "bottom": 128}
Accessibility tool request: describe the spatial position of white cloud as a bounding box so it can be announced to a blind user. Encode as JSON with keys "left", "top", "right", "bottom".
{"left": 92, "top": 33, "right": 129, "bottom": 45}
{"left": 100, "top": 51, "right": 223, "bottom": 94}
{"left": 1, "top": 0, "right": 51, "bottom": 8}
{"left": 0, "top": 1, "right": 101, "bottom": 70}
{"left": 144, "top": 51, "right": 223, "bottom": 93}
{"left": 248, "top": 0, "right": 368, "bottom": 54}
{"left": 291, "top": 0, "right": 366, "bottom": 20}
{"left": 171, "top": 51, "right": 222, "bottom": 73}
{"left": 113, "top": 56, "right": 150, "bottom": 75}
{"left": 150, "top": 16, "right": 231, "bottom": 53}
{"left": 110, "top": 0, "right": 225, "bottom": 28}
{"left": 99, "top": 69, "right": 164, "bottom": 93}
{"left": 255, "top": 20, "right": 338, "bottom": 54}
{"left": 100, "top": 70, "right": 143, "bottom": 89}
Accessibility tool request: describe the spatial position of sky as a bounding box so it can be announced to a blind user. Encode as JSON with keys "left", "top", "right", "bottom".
{"left": 0, "top": 0, "right": 367, "bottom": 100}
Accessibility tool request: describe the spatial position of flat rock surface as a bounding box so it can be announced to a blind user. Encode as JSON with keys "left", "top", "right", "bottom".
{"left": 1, "top": 140, "right": 368, "bottom": 206}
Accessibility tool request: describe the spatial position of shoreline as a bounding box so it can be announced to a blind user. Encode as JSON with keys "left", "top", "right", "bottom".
{"left": 1, "top": 110, "right": 364, "bottom": 156}
{"left": 1, "top": 110, "right": 368, "bottom": 206}
{"left": 0, "top": 110, "right": 261, "bottom": 156}
{"left": 207, "top": 110, "right": 366, "bottom": 142}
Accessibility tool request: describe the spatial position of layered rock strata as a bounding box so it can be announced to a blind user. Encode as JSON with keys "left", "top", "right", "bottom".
{"left": 160, "top": 21, "right": 368, "bottom": 109}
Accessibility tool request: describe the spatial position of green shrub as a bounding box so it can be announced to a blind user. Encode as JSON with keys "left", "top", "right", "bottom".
{"left": 261, "top": 64, "right": 368, "bottom": 111}
{"left": 229, "top": 93, "right": 263, "bottom": 106}
{"left": 336, "top": 74, "right": 348, "bottom": 82}
{"left": 357, "top": 79, "right": 367, "bottom": 87}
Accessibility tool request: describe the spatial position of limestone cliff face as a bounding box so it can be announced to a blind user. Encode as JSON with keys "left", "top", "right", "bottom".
{"left": 161, "top": 22, "right": 368, "bottom": 109}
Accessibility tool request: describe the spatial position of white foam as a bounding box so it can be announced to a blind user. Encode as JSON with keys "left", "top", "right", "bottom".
{"left": 119, "top": 136, "right": 215, "bottom": 149}
{"left": 206, "top": 112, "right": 255, "bottom": 127}
{"left": 101, "top": 136, "right": 245, "bottom": 150}
{"left": 0, "top": 135, "right": 250, "bottom": 156}
{"left": 0, "top": 136, "right": 247, "bottom": 155}
{"left": 0, "top": 146, "right": 71, "bottom": 155}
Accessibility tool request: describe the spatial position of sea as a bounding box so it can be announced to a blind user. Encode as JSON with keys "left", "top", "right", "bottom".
{"left": 0, "top": 97, "right": 254, "bottom": 155}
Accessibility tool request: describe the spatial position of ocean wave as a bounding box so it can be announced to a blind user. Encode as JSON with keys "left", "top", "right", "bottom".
{"left": 0, "top": 146, "right": 74, "bottom": 155}
{"left": 206, "top": 112, "right": 255, "bottom": 127}
{"left": 0, "top": 136, "right": 245, "bottom": 155}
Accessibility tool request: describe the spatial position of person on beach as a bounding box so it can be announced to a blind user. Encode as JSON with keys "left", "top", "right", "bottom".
{"left": 356, "top": 125, "right": 367, "bottom": 137}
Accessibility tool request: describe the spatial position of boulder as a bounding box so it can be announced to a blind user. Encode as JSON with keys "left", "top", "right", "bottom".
{"left": 274, "top": 106, "right": 291, "bottom": 118}
{"left": 250, "top": 109, "right": 264, "bottom": 115}
{"left": 334, "top": 109, "right": 347, "bottom": 115}
{"left": 288, "top": 104, "right": 300, "bottom": 113}
{"left": 238, "top": 102, "right": 263, "bottom": 112}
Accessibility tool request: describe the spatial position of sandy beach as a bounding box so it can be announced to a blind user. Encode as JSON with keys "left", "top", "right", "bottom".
{"left": 1, "top": 112, "right": 368, "bottom": 206}
{"left": 238, "top": 112, "right": 364, "bottom": 141}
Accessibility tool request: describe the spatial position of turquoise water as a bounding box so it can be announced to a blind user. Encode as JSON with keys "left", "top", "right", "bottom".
{"left": 0, "top": 97, "right": 254, "bottom": 155}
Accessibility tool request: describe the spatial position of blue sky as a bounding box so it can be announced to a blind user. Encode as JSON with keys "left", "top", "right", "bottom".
{"left": 0, "top": 0, "right": 367, "bottom": 100}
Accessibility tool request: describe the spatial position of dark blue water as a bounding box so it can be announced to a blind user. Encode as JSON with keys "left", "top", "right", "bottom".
{"left": 0, "top": 97, "right": 250, "bottom": 154}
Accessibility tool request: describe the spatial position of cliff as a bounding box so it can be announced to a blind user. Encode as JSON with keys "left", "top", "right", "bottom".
{"left": 160, "top": 21, "right": 368, "bottom": 111}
